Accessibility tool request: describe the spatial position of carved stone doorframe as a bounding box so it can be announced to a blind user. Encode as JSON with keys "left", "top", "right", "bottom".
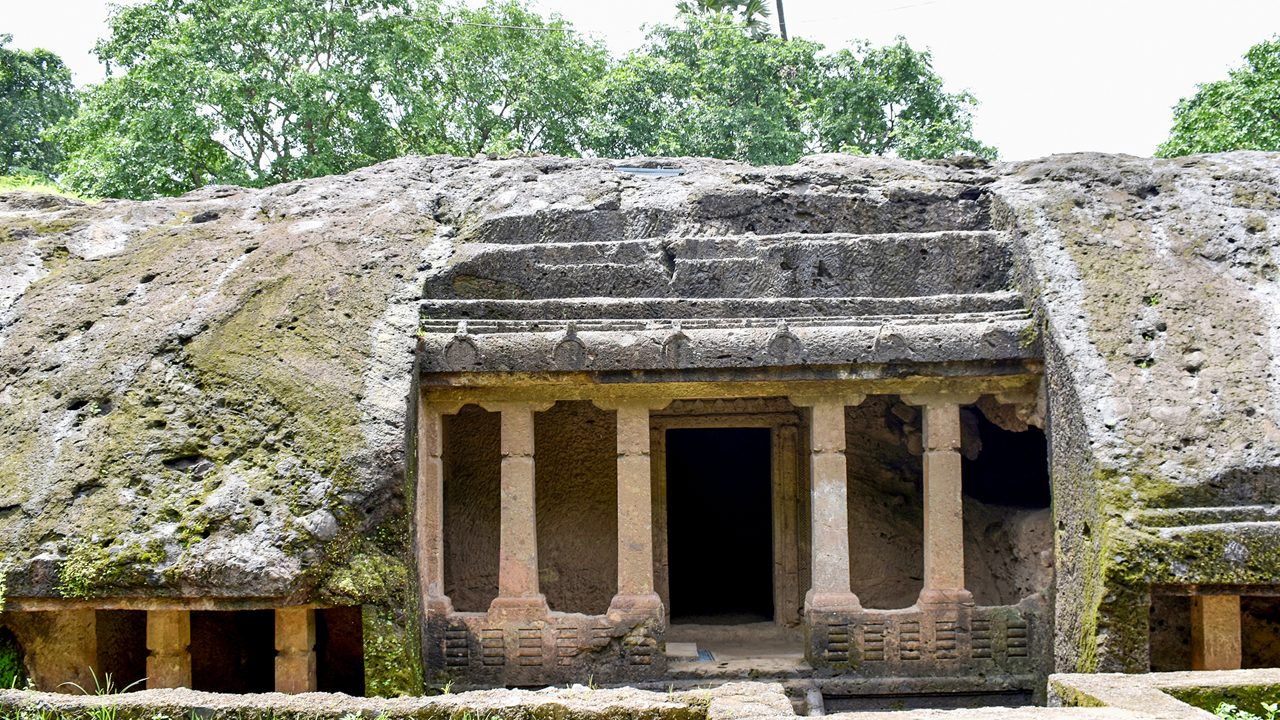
{"left": 649, "top": 399, "right": 809, "bottom": 626}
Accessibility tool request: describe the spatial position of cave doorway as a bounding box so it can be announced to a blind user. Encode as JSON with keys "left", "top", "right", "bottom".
{"left": 666, "top": 427, "right": 774, "bottom": 624}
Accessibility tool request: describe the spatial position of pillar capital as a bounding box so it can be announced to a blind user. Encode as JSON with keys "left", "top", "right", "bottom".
{"left": 788, "top": 393, "right": 866, "bottom": 409}
{"left": 590, "top": 397, "right": 671, "bottom": 412}
{"left": 478, "top": 400, "right": 557, "bottom": 414}
{"left": 900, "top": 391, "right": 980, "bottom": 407}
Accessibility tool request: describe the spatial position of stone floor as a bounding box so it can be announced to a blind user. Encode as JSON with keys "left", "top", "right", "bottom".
{"left": 666, "top": 621, "right": 809, "bottom": 679}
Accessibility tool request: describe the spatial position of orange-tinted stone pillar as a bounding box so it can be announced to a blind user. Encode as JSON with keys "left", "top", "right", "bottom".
{"left": 274, "top": 607, "right": 317, "bottom": 693}
{"left": 146, "top": 610, "right": 191, "bottom": 689}
{"left": 1192, "top": 594, "right": 1242, "bottom": 670}
{"left": 482, "top": 401, "right": 554, "bottom": 617}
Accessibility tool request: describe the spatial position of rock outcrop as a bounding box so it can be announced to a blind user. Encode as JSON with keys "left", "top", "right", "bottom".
{"left": 0, "top": 151, "right": 1277, "bottom": 680}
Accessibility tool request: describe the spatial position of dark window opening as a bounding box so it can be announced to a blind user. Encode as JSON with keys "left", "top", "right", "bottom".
{"left": 191, "top": 610, "right": 274, "bottom": 693}
{"left": 1242, "top": 596, "right": 1280, "bottom": 668}
{"left": 667, "top": 428, "right": 773, "bottom": 623}
{"left": 95, "top": 611, "right": 147, "bottom": 692}
{"left": 961, "top": 410, "right": 1050, "bottom": 508}
{"left": 1149, "top": 593, "right": 1192, "bottom": 671}
{"left": 317, "top": 607, "right": 364, "bottom": 695}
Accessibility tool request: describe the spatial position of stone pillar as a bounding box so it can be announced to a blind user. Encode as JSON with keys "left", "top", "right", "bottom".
{"left": 595, "top": 399, "right": 668, "bottom": 619}
{"left": 146, "top": 610, "right": 191, "bottom": 689}
{"left": 417, "top": 399, "right": 453, "bottom": 616}
{"left": 482, "top": 401, "right": 554, "bottom": 617}
{"left": 1192, "top": 594, "right": 1242, "bottom": 670}
{"left": 904, "top": 396, "right": 975, "bottom": 607}
{"left": 792, "top": 395, "right": 864, "bottom": 613}
{"left": 274, "top": 607, "right": 317, "bottom": 693}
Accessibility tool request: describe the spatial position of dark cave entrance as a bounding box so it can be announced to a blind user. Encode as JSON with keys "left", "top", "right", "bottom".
{"left": 191, "top": 610, "right": 275, "bottom": 693}
{"left": 961, "top": 409, "right": 1051, "bottom": 509}
{"left": 666, "top": 427, "right": 774, "bottom": 623}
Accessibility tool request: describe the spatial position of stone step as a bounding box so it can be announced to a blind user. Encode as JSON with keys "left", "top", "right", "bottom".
{"left": 420, "top": 291, "right": 1025, "bottom": 323}
{"left": 426, "top": 231, "right": 1013, "bottom": 301}
{"left": 1132, "top": 505, "right": 1280, "bottom": 528}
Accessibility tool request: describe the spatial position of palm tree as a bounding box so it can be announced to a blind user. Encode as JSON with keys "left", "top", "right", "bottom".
{"left": 691, "top": 0, "right": 773, "bottom": 35}
{"left": 775, "top": 0, "right": 788, "bottom": 40}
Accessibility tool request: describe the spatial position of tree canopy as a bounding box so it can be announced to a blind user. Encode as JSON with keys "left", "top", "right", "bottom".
{"left": 0, "top": 34, "right": 76, "bottom": 177}
{"left": 586, "top": 11, "right": 993, "bottom": 165}
{"left": 15, "top": 0, "right": 995, "bottom": 199}
{"left": 1158, "top": 37, "right": 1280, "bottom": 157}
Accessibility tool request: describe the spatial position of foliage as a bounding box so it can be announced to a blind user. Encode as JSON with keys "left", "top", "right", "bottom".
{"left": 51, "top": 0, "right": 992, "bottom": 198}
{"left": 390, "top": 1, "right": 609, "bottom": 157}
{"left": 683, "top": 0, "right": 773, "bottom": 35}
{"left": 55, "top": 0, "right": 413, "bottom": 198}
{"left": 586, "top": 11, "right": 993, "bottom": 165}
{"left": 0, "top": 629, "right": 24, "bottom": 690}
{"left": 0, "top": 173, "right": 82, "bottom": 198}
{"left": 1217, "top": 701, "right": 1280, "bottom": 720}
{"left": 1158, "top": 37, "right": 1280, "bottom": 156}
{"left": 586, "top": 10, "right": 818, "bottom": 165}
{"left": 812, "top": 39, "right": 996, "bottom": 160}
{"left": 0, "top": 35, "right": 77, "bottom": 177}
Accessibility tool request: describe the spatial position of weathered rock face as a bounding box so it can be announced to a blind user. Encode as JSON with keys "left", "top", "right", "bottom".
{"left": 993, "top": 153, "right": 1280, "bottom": 673}
{"left": 0, "top": 151, "right": 1277, "bottom": 685}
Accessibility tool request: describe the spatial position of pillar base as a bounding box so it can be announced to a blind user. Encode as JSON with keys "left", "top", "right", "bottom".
{"left": 424, "top": 595, "right": 455, "bottom": 616}
{"left": 917, "top": 588, "right": 975, "bottom": 608}
{"left": 274, "top": 652, "right": 317, "bottom": 694}
{"left": 488, "top": 594, "right": 550, "bottom": 619}
{"left": 805, "top": 590, "right": 863, "bottom": 614}
{"left": 607, "top": 593, "right": 664, "bottom": 622}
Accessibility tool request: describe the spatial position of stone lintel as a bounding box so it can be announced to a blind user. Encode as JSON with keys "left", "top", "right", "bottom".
{"left": 424, "top": 375, "right": 1040, "bottom": 409}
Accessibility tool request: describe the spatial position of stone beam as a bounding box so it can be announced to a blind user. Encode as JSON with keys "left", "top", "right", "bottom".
{"left": 146, "top": 610, "right": 191, "bottom": 689}
{"left": 792, "top": 394, "right": 864, "bottom": 613}
{"left": 1191, "top": 594, "right": 1242, "bottom": 671}
{"left": 481, "top": 401, "right": 555, "bottom": 617}
{"left": 274, "top": 607, "right": 317, "bottom": 693}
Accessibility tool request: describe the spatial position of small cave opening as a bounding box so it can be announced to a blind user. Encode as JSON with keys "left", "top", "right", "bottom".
{"left": 666, "top": 427, "right": 773, "bottom": 623}
{"left": 190, "top": 610, "right": 274, "bottom": 693}
{"left": 317, "top": 607, "right": 365, "bottom": 695}
{"left": 95, "top": 610, "right": 147, "bottom": 692}
{"left": 959, "top": 404, "right": 1053, "bottom": 607}
{"left": 0, "top": 626, "right": 27, "bottom": 689}
{"left": 960, "top": 409, "right": 1050, "bottom": 509}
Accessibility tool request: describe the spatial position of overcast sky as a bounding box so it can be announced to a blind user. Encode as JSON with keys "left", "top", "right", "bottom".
{"left": 6, "top": 0, "right": 1277, "bottom": 160}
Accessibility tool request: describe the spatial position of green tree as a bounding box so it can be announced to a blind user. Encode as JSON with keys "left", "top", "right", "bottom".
{"left": 55, "top": 0, "right": 411, "bottom": 198}
{"left": 0, "top": 34, "right": 76, "bottom": 176}
{"left": 586, "top": 10, "right": 819, "bottom": 165}
{"left": 390, "top": 0, "right": 609, "bottom": 157}
{"left": 587, "top": 13, "right": 993, "bottom": 164}
{"left": 811, "top": 39, "right": 995, "bottom": 160}
{"left": 1158, "top": 37, "right": 1280, "bottom": 156}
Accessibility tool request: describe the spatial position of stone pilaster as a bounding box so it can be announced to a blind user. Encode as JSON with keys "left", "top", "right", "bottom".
{"left": 792, "top": 394, "right": 864, "bottom": 613}
{"left": 482, "top": 401, "right": 555, "bottom": 617}
{"left": 146, "top": 610, "right": 191, "bottom": 689}
{"left": 1192, "top": 594, "right": 1242, "bottom": 670}
{"left": 417, "top": 398, "right": 454, "bottom": 616}
{"left": 274, "top": 607, "right": 317, "bottom": 693}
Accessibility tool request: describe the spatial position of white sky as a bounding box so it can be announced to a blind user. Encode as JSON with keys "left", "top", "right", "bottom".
{"left": 4, "top": 0, "right": 1277, "bottom": 160}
